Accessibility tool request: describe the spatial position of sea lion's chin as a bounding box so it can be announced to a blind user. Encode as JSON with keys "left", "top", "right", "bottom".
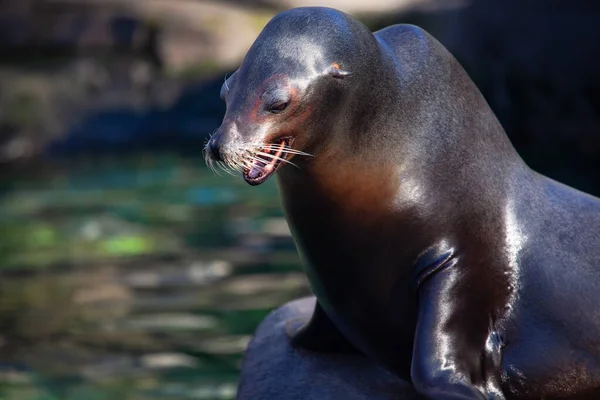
{"left": 242, "top": 136, "right": 295, "bottom": 186}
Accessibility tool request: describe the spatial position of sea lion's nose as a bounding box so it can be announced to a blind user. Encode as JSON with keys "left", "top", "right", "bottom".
{"left": 208, "top": 136, "right": 223, "bottom": 162}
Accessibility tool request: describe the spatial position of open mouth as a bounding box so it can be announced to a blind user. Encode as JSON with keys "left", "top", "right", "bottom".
{"left": 243, "top": 137, "right": 292, "bottom": 186}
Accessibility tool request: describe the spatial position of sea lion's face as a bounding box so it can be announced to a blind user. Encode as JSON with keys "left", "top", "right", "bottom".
{"left": 206, "top": 62, "right": 352, "bottom": 185}
{"left": 205, "top": 16, "right": 354, "bottom": 186}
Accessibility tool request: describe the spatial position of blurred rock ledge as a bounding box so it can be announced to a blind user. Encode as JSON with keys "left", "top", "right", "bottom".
{"left": 0, "top": 0, "right": 269, "bottom": 71}
{"left": 0, "top": 0, "right": 429, "bottom": 79}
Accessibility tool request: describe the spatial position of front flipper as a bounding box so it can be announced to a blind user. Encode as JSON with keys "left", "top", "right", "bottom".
{"left": 286, "top": 301, "right": 359, "bottom": 353}
{"left": 411, "top": 257, "right": 506, "bottom": 400}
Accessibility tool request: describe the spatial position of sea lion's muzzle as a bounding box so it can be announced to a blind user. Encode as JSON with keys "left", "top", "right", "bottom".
{"left": 205, "top": 118, "right": 306, "bottom": 186}
{"left": 207, "top": 118, "right": 238, "bottom": 163}
{"left": 207, "top": 135, "right": 223, "bottom": 162}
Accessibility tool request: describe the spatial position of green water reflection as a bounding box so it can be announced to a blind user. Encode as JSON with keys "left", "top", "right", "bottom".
{"left": 0, "top": 154, "right": 310, "bottom": 399}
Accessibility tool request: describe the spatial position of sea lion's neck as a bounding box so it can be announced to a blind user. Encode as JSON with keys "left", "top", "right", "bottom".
{"left": 278, "top": 74, "right": 527, "bottom": 234}
{"left": 277, "top": 37, "right": 530, "bottom": 264}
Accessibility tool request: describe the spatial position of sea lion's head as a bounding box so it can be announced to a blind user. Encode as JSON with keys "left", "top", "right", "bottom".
{"left": 205, "top": 7, "right": 379, "bottom": 185}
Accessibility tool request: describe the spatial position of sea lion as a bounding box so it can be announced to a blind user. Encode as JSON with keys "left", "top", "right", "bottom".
{"left": 206, "top": 6, "right": 600, "bottom": 400}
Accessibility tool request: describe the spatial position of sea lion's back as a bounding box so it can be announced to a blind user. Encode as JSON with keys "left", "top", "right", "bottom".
{"left": 374, "top": 24, "right": 453, "bottom": 75}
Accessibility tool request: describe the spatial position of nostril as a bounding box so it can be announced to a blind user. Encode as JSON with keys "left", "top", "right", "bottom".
{"left": 209, "top": 138, "right": 223, "bottom": 162}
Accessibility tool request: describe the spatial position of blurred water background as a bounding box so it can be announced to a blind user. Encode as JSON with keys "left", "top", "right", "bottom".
{"left": 1, "top": 1, "right": 600, "bottom": 399}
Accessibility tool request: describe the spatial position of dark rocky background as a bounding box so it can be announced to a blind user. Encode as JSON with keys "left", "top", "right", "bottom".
{"left": 0, "top": 1, "right": 599, "bottom": 399}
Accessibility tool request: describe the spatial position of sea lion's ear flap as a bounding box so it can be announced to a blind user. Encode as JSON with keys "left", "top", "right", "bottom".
{"left": 325, "top": 63, "right": 352, "bottom": 79}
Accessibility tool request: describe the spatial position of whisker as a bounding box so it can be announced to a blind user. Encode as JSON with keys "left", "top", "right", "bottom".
{"left": 203, "top": 143, "right": 218, "bottom": 176}
{"left": 241, "top": 142, "right": 307, "bottom": 154}
{"left": 216, "top": 161, "right": 229, "bottom": 176}
{"left": 254, "top": 151, "right": 299, "bottom": 168}
{"left": 230, "top": 158, "right": 246, "bottom": 173}
{"left": 228, "top": 153, "right": 247, "bottom": 174}
{"left": 259, "top": 145, "right": 313, "bottom": 157}
{"left": 280, "top": 149, "right": 314, "bottom": 157}
{"left": 211, "top": 161, "right": 224, "bottom": 176}
{"left": 222, "top": 158, "right": 239, "bottom": 175}
{"left": 203, "top": 129, "right": 228, "bottom": 176}
{"left": 205, "top": 154, "right": 215, "bottom": 174}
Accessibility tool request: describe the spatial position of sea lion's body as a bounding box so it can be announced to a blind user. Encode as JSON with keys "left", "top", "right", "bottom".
{"left": 209, "top": 7, "right": 600, "bottom": 399}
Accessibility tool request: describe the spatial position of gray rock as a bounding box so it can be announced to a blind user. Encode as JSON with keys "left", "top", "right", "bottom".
{"left": 237, "top": 296, "right": 422, "bottom": 400}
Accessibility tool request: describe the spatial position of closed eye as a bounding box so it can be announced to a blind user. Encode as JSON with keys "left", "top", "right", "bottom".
{"left": 267, "top": 100, "right": 289, "bottom": 113}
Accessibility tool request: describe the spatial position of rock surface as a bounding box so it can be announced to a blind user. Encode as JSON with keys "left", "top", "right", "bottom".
{"left": 237, "top": 296, "right": 422, "bottom": 400}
